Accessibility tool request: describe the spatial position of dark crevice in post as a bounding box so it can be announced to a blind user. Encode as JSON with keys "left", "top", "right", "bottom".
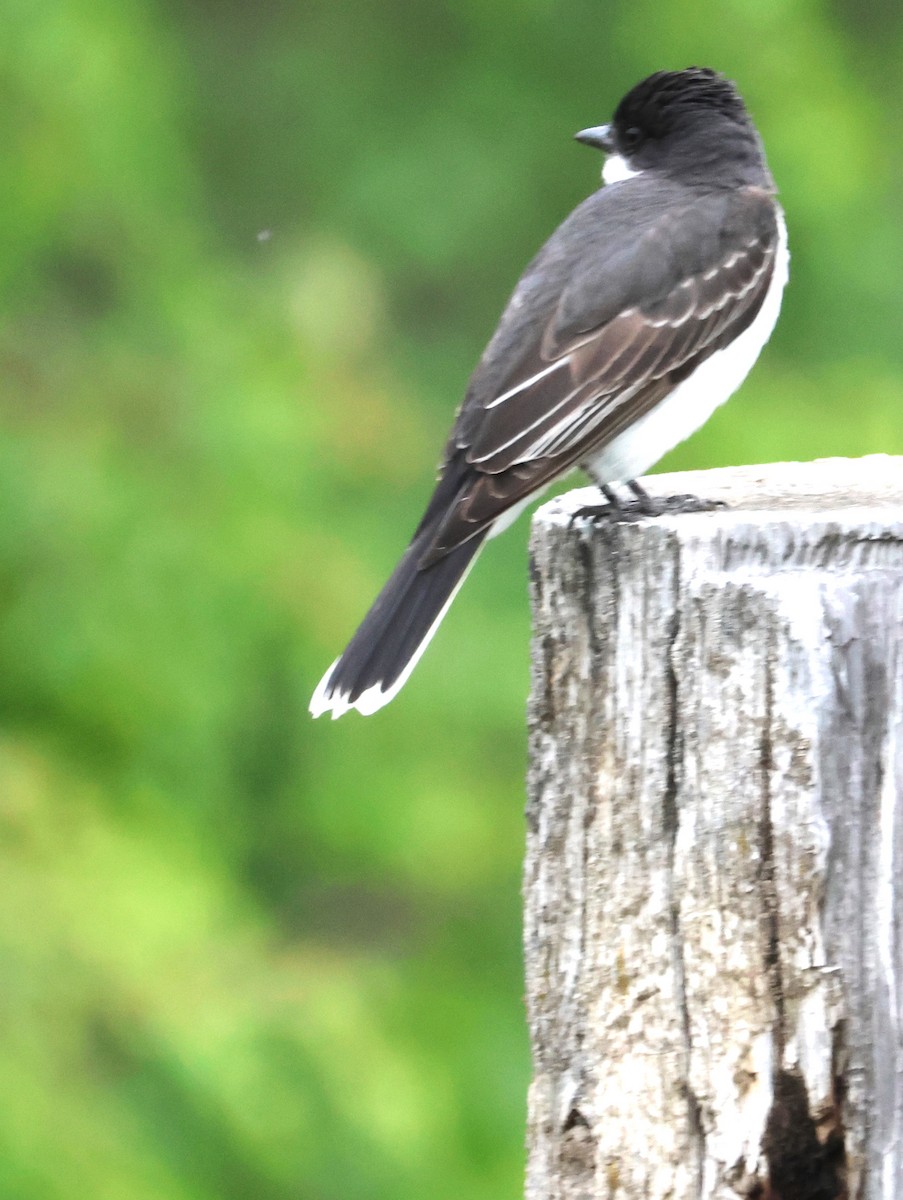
{"left": 760, "top": 1070, "right": 847, "bottom": 1200}
{"left": 758, "top": 647, "right": 848, "bottom": 1200}
{"left": 558, "top": 1103, "right": 597, "bottom": 1191}
{"left": 562, "top": 1106, "right": 589, "bottom": 1133}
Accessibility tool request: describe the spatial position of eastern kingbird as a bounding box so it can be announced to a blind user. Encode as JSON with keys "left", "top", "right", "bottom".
{"left": 311, "top": 67, "right": 788, "bottom": 718}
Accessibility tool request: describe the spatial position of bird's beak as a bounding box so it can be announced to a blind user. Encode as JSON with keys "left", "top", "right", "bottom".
{"left": 574, "top": 124, "right": 615, "bottom": 153}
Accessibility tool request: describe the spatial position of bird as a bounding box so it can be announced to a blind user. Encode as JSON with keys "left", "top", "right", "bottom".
{"left": 310, "top": 67, "right": 788, "bottom": 718}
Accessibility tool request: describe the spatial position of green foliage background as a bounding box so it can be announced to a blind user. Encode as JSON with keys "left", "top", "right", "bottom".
{"left": 2, "top": 1, "right": 901, "bottom": 1196}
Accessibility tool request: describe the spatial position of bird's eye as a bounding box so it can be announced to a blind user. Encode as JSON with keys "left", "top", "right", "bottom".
{"left": 621, "top": 126, "right": 642, "bottom": 150}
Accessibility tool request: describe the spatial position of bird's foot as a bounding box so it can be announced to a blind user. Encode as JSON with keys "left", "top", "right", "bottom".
{"left": 568, "top": 483, "right": 628, "bottom": 526}
{"left": 570, "top": 480, "right": 727, "bottom": 526}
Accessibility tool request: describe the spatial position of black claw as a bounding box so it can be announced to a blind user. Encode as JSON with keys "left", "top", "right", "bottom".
{"left": 568, "top": 501, "right": 621, "bottom": 527}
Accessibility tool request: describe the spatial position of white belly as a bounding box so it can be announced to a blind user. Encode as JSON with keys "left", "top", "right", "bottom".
{"left": 584, "top": 210, "right": 789, "bottom": 484}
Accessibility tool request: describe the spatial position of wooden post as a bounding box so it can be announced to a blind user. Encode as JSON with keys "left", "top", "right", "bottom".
{"left": 525, "top": 457, "right": 903, "bottom": 1200}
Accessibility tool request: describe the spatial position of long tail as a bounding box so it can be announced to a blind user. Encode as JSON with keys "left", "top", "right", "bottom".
{"left": 310, "top": 521, "right": 487, "bottom": 718}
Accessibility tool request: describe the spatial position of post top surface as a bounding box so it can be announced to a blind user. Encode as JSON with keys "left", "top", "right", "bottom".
{"left": 536, "top": 456, "right": 903, "bottom": 529}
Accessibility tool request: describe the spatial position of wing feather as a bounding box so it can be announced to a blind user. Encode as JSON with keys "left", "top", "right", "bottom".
{"left": 424, "top": 186, "right": 781, "bottom": 560}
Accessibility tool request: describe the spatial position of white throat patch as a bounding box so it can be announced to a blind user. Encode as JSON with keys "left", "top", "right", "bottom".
{"left": 602, "top": 153, "right": 641, "bottom": 186}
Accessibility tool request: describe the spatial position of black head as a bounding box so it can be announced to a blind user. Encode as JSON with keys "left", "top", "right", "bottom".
{"left": 576, "top": 68, "right": 772, "bottom": 188}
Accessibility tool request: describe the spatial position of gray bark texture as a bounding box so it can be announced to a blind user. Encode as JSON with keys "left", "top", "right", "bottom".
{"left": 525, "top": 456, "right": 903, "bottom": 1200}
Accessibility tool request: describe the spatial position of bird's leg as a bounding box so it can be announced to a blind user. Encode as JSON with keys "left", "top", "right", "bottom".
{"left": 625, "top": 479, "right": 658, "bottom": 515}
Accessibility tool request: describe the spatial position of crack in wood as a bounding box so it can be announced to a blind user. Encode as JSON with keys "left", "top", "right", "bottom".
{"left": 755, "top": 632, "right": 848, "bottom": 1199}
{"left": 759, "top": 642, "right": 786, "bottom": 1055}
{"left": 664, "top": 548, "right": 707, "bottom": 1198}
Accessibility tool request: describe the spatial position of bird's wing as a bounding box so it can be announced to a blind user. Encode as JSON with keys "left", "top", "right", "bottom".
{"left": 423, "top": 185, "right": 778, "bottom": 560}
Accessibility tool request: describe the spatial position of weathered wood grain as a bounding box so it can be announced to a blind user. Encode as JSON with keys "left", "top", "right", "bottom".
{"left": 526, "top": 456, "right": 903, "bottom": 1200}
